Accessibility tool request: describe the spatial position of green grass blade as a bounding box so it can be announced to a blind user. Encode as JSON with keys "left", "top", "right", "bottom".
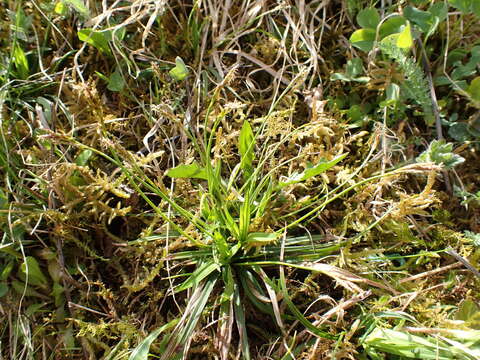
{"left": 279, "top": 264, "right": 336, "bottom": 340}
{"left": 238, "top": 120, "right": 255, "bottom": 179}
{"left": 128, "top": 319, "right": 179, "bottom": 360}
{"left": 176, "top": 260, "right": 219, "bottom": 293}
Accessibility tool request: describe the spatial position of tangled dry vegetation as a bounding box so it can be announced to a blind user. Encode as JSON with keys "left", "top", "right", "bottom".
{"left": 1, "top": 0, "right": 480, "bottom": 359}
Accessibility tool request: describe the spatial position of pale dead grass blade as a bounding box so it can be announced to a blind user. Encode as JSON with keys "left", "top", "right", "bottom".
{"left": 258, "top": 268, "right": 285, "bottom": 334}
{"left": 314, "top": 290, "right": 372, "bottom": 326}
{"left": 215, "top": 300, "right": 234, "bottom": 360}
{"left": 399, "top": 262, "right": 462, "bottom": 283}
{"left": 300, "top": 262, "right": 397, "bottom": 294}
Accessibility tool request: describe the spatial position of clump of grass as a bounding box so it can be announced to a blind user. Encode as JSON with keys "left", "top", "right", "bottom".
{"left": 104, "top": 78, "right": 447, "bottom": 358}
{"left": 2, "top": 1, "right": 480, "bottom": 359}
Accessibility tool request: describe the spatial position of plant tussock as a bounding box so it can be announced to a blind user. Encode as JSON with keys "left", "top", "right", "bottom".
{"left": 1, "top": 0, "right": 480, "bottom": 359}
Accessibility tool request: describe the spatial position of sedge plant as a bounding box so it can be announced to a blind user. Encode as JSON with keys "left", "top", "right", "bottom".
{"left": 68, "top": 77, "right": 438, "bottom": 359}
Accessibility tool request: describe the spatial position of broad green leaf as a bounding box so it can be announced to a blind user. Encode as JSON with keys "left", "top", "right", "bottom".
{"left": 25, "top": 303, "right": 46, "bottom": 317}
{"left": 451, "top": 63, "right": 476, "bottom": 81}
{"left": 429, "top": 2, "right": 448, "bottom": 22}
{"left": 63, "top": 0, "right": 89, "bottom": 18}
{"left": 341, "top": 58, "right": 370, "bottom": 82}
{"left": 380, "top": 33, "right": 401, "bottom": 48}
{"left": 13, "top": 44, "right": 29, "bottom": 79}
{"left": 346, "top": 105, "right": 364, "bottom": 124}
{"left": 330, "top": 72, "right": 352, "bottom": 82}
{"left": 456, "top": 300, "right": 480, "bottom": 323}
{"left": 402, "top": 4, "right": 443, "bottom": 39}
{"left": 434, "top": 75, "right": 451, "bottom": 86}
{"left": 0, "top": 243, "right": 22, "bottom": 258}
{"left": 404, "top": 6, "right": 433, "bottom": 33}
{"left": 107, "top": 68, "right": 125, "bottom": 92}
{"left": 175, "top": 261, "right": 218, "bottom": 293}
{"left": 78, "top": 29, "right": 111, "bottom": 54}
{"left": 169, "top": 57, "right": 189, "bottom": 81}
{"left": 473, "top": 0, "right": 480, "bottom": 17}
{"left": 357, "top": 8, "right": 380, "bottom": 29}
{"left": 467, "top": 76, "right": 480, "bottom": 103}
{"left": 238, "top": 120, "right": 255, "bottom": 176}
{"left": 396, "top": 22, "right": 413, "bottom": 49}
{"left": 20, "top": 256, "right": 48, "bottom": 288}
{"left": 1, "top": 261, "right": 14, "bottom": 280}
{"left": 54, "top": 1, "right": 67, "bottom": 15}
{"left": 386, "top": 83, "right": 400, "bottom": 102}
{"left": 381, "top": 83, "right": 401, "bottom": 108}
{"left": 379, "top": 16, "right": 407, "bottom": 39}
{"left": 51, "top": 282, "right": 64, "bottom": 306}
{"left": 448, "top": 0, "right": 472, "bottom": 14}
{"left": 416, "top": 140, "right": 465, "bottom": 169}
{"left": 75, "top": 149, "right": 93, "bottom": 166}
{"left": 0, "top": 283, "right": 8, "bottom": 297}
{"left": 165, "top": 163, "right": 208, "bottom": 180}
{"left": 69, "top": 174, "right": 86, "bottom": 187}
{"left": 345, "top": 58, "right": 363, "bottom": 78}
{"left": 128, "top": 319, "right": 179, "bottom": 360}
{"left": 279, "top": 154, "right": 347, "bottom": 188}
{"left": 470, "top": 46, "right": 480, "bottom": 65}
{"left": 448, "top": 123, "right": 471, "bottom": 142}
{"left": 349, "top": 28, "right": 376, "bottom": 52}
{"left": 424, "top": 16, "right": 440, "bottom": 39}
{"left": 11, "top": 280, "right": 46, "bottom": 298}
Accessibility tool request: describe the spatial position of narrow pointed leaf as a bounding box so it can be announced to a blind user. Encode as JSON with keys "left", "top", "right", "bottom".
{"left": 279, "top": 266, "right": 336, "bottom": 339}
{"left": 279, "top": 154, "right": 347, "bottom": 188}
{"left": 165, "top": 163, "right": 208, "bottom": 180}
{"left": 233, "top": 284, "right": 251, "bottom": 360}
{"left": 176, "top": 261, "right": 218, "bottom": 293}
{"left": 161, "top": 276, "right": 218, "bottom": 360}
{"left": 128, "top": 319, "right": 179, "bottom": 360}
{"left": 20, "top": 256, "right": 48, "bottom": 288}
{"left": 239, "top": 121, "right": 255, "bottom": 177}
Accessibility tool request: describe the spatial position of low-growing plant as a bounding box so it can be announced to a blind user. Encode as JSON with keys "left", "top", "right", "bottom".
{"left": 72, "top": 85, "right": 445, "bottom": 359}
{"left": 2, "top": 1, "right": 480, "bottom": 359}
